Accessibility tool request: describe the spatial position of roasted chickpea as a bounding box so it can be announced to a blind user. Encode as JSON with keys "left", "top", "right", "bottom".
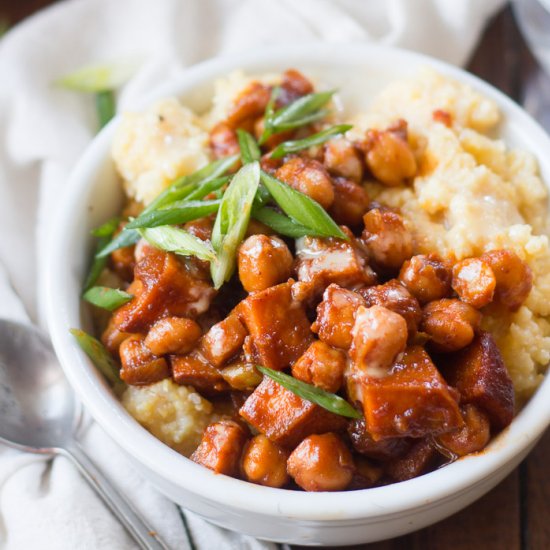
{"left": 361, "top": 208, "right": 413, "bottom": 271}
{"left": 323, "top": 137, "right": 364, "bottom": 183}
{"left": 278, "top": 69, "right": 314, "bottom": 104}
{"left": 359, "top": 279, "right": 422, "bottom": 336}
{"left": 275, "top": 157, "right": 335, "bottom": 209}
{"left": 242, "top": 435, "right": 289, "bottom": 488}
{"left": 287, "top": 433, "right": 354, "bottom": 492}
{"left": 480, "top": 249, "right": 533, "bottom": 311}
{"left": 398, "top": 254, "right": 452, "bottom": 304}
{"left": 452, "top": 258, "right": 496, "bottom": 309}
{"left": 329, "top": 177, "right": 370, "bottom": 227}
{"left": 422, "top": 299, "right": 481, "bottom": 352}
{"left": 144, "top": 316, "right": 202, "bottom": 356}
{"left": 101, "top": 317, "right": 131, "bottom": 356}
{"left": 119, "top": 334, "right": 170, "bottom": 385}
{"left": 238, "top": 235, "right": 293, "bottom": 292}
{"left": 436, "top": 404, "right": 491, "bottom": 457}
{"left": 350, "top": 305, "right": 408, "bottom": 377}
{"left": 245, "top": 219, "right": 275, "bottom": 238}
{"left": 364, "top": 127, "right": 417, "bottom": 186}
{"left": 226, "top": 81, "right": 271, "bottom": 128}
{"left": 209, "top": 122, "right": 239, "bottom": 158}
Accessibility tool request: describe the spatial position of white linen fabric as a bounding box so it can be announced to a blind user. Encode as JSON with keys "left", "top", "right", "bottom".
{"left": 0, "top": 0, "right": 505, "bottom": 548}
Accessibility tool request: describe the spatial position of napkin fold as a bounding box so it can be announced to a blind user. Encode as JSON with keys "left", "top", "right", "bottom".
{"left": 0, "top": 0, "right": 505, "bottom": 548}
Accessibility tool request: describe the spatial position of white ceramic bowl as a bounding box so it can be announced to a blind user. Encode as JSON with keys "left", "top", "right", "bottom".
{"left": 46, "top": 44, "right": 550, "bottom": 546}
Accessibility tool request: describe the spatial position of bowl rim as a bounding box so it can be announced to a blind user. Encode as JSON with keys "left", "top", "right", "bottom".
{"left": 46, "top": 42, "right": 550, "bottom": 521}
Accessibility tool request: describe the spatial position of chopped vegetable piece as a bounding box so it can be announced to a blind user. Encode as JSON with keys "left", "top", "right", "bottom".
{"left": 270, "top": 124, "right": 352, "bottom": 159}
{"left": 83, "top": 286, "right": 133, "bottom": 311}
{"left": 237, "top": 129, "right": 261, "bottom": 163}
{"left": 253, "top": 206, "right": 318, "bottom": 238}
{"left": 126, "top": 200, "right": 220, "bottom": 229}
{"left": 95, "top": 228, "right": 140, "bottom": 259}
{"left": 136, "top": 226, "right": 216, "bottom": 262}
{"left": 257, "top": 366, "right": 362, "bottom": 419}
{"left": 96, "top": 90, "right": 116, "bottom": 129}
{"left": 260, "top": 171, "right": 347, "bottom": 239}
{"left": 210, "top": 161, "right": 260, "bottom": 288}
{"left": 70, "top": 328, "right": 125, "bottom": 393}
{"left": 83, "top": 216, "right": 119, "bottom": 290}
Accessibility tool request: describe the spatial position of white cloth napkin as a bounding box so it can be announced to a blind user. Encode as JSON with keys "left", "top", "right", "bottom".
{"left": 0, "top": 0, "right": 505, "bottom": 548}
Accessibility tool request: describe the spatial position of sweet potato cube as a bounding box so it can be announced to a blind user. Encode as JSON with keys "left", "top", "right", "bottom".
{"left": 190, "top": 420, "right": 248, "bottom": 476}
{"left": 238, "top": 282, "right": 313, "bottom": 370}
{"left": 239, "top": 377, "right": 346, "bottom": 448}
{"left": 113, "top": 249, "right": 216, "bottom": 333}
{"left": 442, "top": 332, "right": 514, "bottom": 430}
{"left": 199, "top": 313, "right": 247, "bottom": 367}
{"left": 312, "top": 284, "right": 366, "bottom": 349}
{"left": 171, "top": 352, "right": 229, "bottom": 394}
{"left": 359, "top": 346, "right": 462, "bottom": 439}
{"left": 385, "top": 438, "right": 438, "bottom": 482}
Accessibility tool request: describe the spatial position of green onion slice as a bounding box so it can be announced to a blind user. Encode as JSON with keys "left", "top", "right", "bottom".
{"left": 257, "top": 366, "right": 362, "bottom": 419}
{"left": 96, "top": 90, "right": 116, "bottom": 129}
{"left": 70, "top": 328, "right": 125, "bottom": 394}
{"left": 260, "top": 171, "right": 347, "bottom": 239}
{"left": 237, "top": 129, "right": 261, "bottom": 164}
{"left": 83, "top": 217, "right": 120, "bottom": 290}
{"left": 210, "top": 161, "right": 260, "bottom": 288}
{"left": 83, "top": 286, "right": 133, "bottom": 311}
{"left": 270, "top": 124, "right": 353, "bottom": 159}
{"left": 253, "top": 207, "right": 316, "bottom": 238}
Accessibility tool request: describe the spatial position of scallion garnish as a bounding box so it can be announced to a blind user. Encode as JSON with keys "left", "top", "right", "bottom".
{"left": 137, "top": 226, "right": 216, "bottom": 262}
{"left": 83, "top": 286, "right": 133, "bottom": 311}
{"left": 83, "top": 217, "right": 120, "bottom": 291}
{"left": 270, "top": 124, "right": 353, "bottom": 159}
{"left": 260, "top": 171, "right": 347, "bottom": 240}
{"left": 237, "top": 129, "right": 261, "bottom": 164}
{"left": 96, "top": 90, "right": 116, "bottom": 129}
{"left": 126, "top": 199, "right": 220, "bottom": 229}
{"left": 259, "top": 89, "right": 336, "bottom": 144}
{"left": 257, "top": 366, "right": 362, "bottom": 419}
{"left": 253, "top": 207, "right": 316, "bottom": 238}
{"left": 210, "top": 161, "right": 260, "bottom": 288}
{"left": 70, "top": 328, "right": 125, "bottom": 394}
{"left": 95, "top": 228, "right": 140, "bottom": 259}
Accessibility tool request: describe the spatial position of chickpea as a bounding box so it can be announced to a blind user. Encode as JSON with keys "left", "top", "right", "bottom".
{"left": 279, "top": 69, "right": 314, "bottom": 104}
{"left": 287, "top": 433, "right": 354, "bottom": 492}
{"left": 209, "top": 122, "right": 239, "bottom": 159}
{"left": 452, "top": 258, "right": 496, "bottom": 309}
{"left": 398, "top": 254, "right": 452, "bottom": 304}
{"left": 144, "top": 316, "right": 202, "bottom": 356}
{"left": 242, "top": 435, "right": 289, "bottom": 488}
{"left": 359, "top": 280, "right": 422, "bottom": 336}
{"left": 350, "top": 305, "right": 408, "bottom": 377}
{"left": 226, "top": 81, "right": 271, "bottom": 128}
{"left": 361, "top": 208, "right": 413, "bottom": 271}
{"left": 364, "top": 127, "right": 417, "bottom": 186}
{"left": 436, "top": 404, "right": 491, "bottom": 457}
{"left": 119, "top": 334, "right": 170, "bottom": 385}
{"left": 329, "top": 177, "right": 370, "bottom": 227}
{"left": 245, "top": 219, "right": 275, "bottom": 238}
{"left": 323, "top": 137, "right": 364, "bottom": 183}
{"left": 101, "top": 317, "right": 131, "bottom": 356}
{"left": 480, "top": 249, "right": 533, "bottom": 311}
{"left": 422, "top": 299, "right": 481, "bottom": 353}
{"left": 275, "top": 157, "right": 335, "bottom": 209}
{"left": 238, "top": 234, "right": 293, "bottom": 292}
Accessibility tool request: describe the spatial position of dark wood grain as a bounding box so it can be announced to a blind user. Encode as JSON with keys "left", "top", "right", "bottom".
{"left": 0, "top": 2, "right": 548, "bottom": 549}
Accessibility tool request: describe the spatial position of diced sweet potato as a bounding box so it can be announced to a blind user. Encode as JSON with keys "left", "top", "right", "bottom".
{"left": 226, "top": 81, "right": 271, "bottom": 129}
{"left": 239, "top": 377, "right": 347, "bottom": 448}
{"left": 199, "top": 313, "right": 248, "bottom": 367}
{"left": 171, "top": 352, "right": 230, "bottom": 394}
{"left": 356, "top": 346, "right": 462, "bottom": 439}
{"left": 237, "top": 282, "right": 313, "bottom": 370}
{"left": 190, "top": 420, "right": 249, "bottom": 476}
{"left": 291, "top": 340, "right": 346, "bottom": 393}
{"left": 119, "top": 335, "right": 170, "bottom": 386}
{"left": 385, "top": 438, "right": 438, "bottom": 482}
{"left": 295, "top": 229, "right": 376, "bottom": 295}
{"left": 113, "top": 249, "right": 216, "bottom": 333}
{"left": 441, "top": 332, "right": 514, "bottom": 430}
{"left": 311, "top": 284, "right": 366, "bottom": 349}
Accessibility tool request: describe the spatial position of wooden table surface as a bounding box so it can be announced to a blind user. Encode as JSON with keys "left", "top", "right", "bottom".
{"left": 1, "top": 2, "right": 549, "bottom": 549}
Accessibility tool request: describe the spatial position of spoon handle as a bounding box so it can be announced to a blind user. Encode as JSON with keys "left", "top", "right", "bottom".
{"left": 60, "top": 441, "right": 173, "bottom": 550}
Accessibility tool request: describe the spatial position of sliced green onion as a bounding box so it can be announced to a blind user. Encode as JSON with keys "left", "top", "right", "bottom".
{"left": 137, "top": 226, "right": 216, "bottom": 262}
{"left": 84, "top": 217, "right": 120, "bottom": 291}
{"left": 185, "top": 176, "right": 229, "bottom": 201}
{"left": 257, "top": 366, "right": 362, "bottom": 419}
{"left": 260, "top": 171, "right": 347, "bottom": 239}
{"left": 70, "top": 329, "right": 125, "bottom": 394}
{"left": 55, "top": 58, "right": 140, "bottom": 92}
{"left": 210, "top": 161, "right": 260, "bottom": 288}
{"left": 270, "top": 124, "right": 353, "bottom": 159}
{"left": 253, "top": 207, "right": 317, "bottom": 238}
{"left": 96, "top": 90, "right": 116, "bottom": 129}
{"left": 83, "top": 286, "right": 133, "bottom": 311}
{"left": 126, "top": 199, "right": 220, "bottom": 229}
{"left": 237, "top": 129, "right": 261, "bottom": 164}
{"left": 96, "top": 228, "right": 140, "bottom": 259}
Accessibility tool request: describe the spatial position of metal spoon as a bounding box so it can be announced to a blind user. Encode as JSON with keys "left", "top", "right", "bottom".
{"left": 0, "top": 318, "right": 171, "bottom": 550}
